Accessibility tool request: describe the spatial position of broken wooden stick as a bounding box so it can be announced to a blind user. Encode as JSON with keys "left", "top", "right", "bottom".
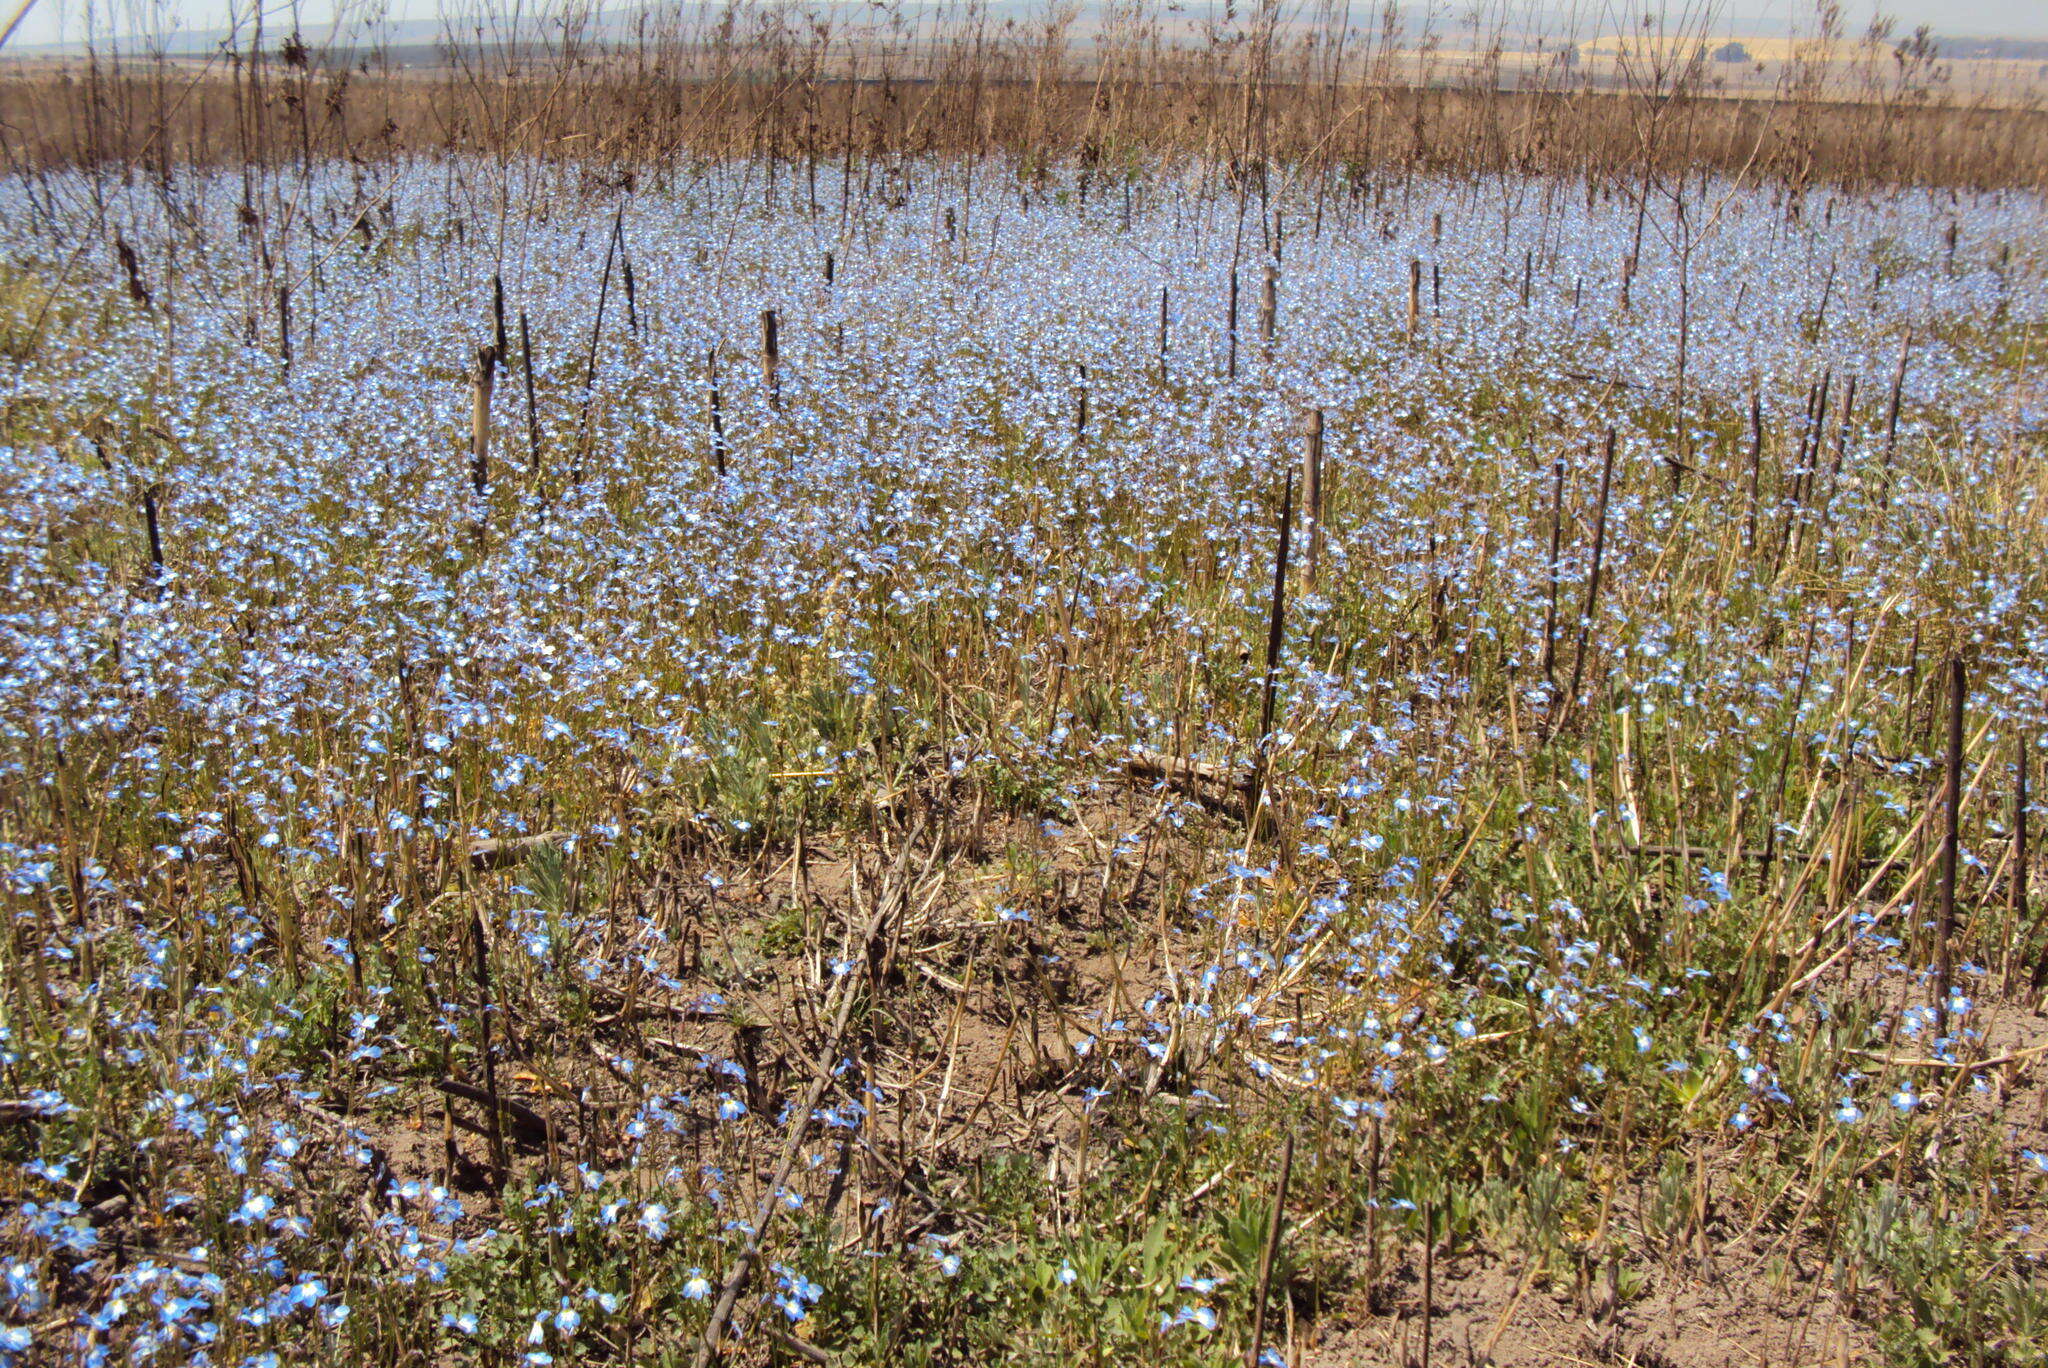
{"left": 467, "top": 831, "right": 570, "bottom": 872}
{"left": 433, "top": 1077, "right": 564, "bottom": 1149}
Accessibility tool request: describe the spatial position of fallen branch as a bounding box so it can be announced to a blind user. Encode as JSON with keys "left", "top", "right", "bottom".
{"left": 1848, "top": 1042, "right": 2048, "bottom": 1073}
{"left": 467, "top": 831, "right": 571, "bottom": 872}
{"left": 1119, "top": 746, "right": 1249, "bottom": 790}
{"left": 0, "top": 1100, "right": 58, "bottom": 1127}
{"left": 434, "top": 1078, "right": 565, "bottom": 1148}
{"left": 1116, "top": 746, "right": 1251, "bottom": 815}
{"left": 763, "top": 1329, "right": 835, "bottom": 1365}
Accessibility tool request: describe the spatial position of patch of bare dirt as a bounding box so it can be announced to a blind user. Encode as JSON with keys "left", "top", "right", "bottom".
{"left": 1298, "top": 1247, "right": 1872, "bottom": 1368}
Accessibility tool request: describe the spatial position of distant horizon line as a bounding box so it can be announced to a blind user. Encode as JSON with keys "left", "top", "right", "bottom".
{"left": 9, "top": 6, "right": 2046, "bottom": 59}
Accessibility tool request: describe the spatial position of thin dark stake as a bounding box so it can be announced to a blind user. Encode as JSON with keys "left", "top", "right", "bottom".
{"left": 276, "top": 283, "right": 291, "bottom": 370}
{"left": 762, "top": 307, "right": 781, "bottom": 409}
{"left": 1540, "top": 451, "right": 1566, "bottom": 680}
{"left": 520, "top": 311, "right": 539, "bottom": 475}
{"left": 2019, "top": 734, "right": 2048, "bottom": 996}
{"left": 471, "top": 911, "right": 506, "bottom": 1187}
{"left": 1158, "top": 284, "right": 1169, "bottom": 384}
{"left": 584, "top": 208, "right": 622, "bottom": 394}
{"left": 1302, "top": 408, "right": 1324, "bottom": 588}
{"left": 1227, "top": 268, "right": 1240, "bottom": 379}
{"left": 1936, "top": 657, "right": 1963, "bottom": 1036}
{"left": 1812, "top": 374, "right": 1858, "bottom": 553}
{"left": 1259, "top": 261, "right": 1278, "bottom": 355}
{"left": 469, "top": 343, "right": 498, "bottom": 500}
{"left": 574, "top": 208, "right": 624, "bottom": 480}
{"left": 1555, "top": 428, "right": 1616, "bottom": 739}
{"left": 141, "top": 483, "right": 165, "bottom": 589}
{"left": 1880, "top": 329, "right": 1912, "bottom": 508}
{"left": 491, "top": 273, "right": 507, "bottom": 357}
{"left": 2012, "top": 735, "right": 2035, "bottom": 992}
{"left": 614, "top": 208, "right": 637, "bottom": 333}
{"left": 708, "top": 348, "right": 728, "bottom": 477}
{"left": 1745, "top": 393, "right": 1764, "bottom": 554}
{"left": 1245, "top": 1132, "right": 1294, "bottom": 1368}
{"left": 1258, "top": 471, "right": 1294, "bottom": 746}
{"left": 1253, "top": 471, "right": 1294, "bottom": 826}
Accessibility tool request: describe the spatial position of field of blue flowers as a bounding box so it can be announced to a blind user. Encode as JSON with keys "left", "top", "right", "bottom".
{"left": 1, "top": 157, "right": 2045, "bottom": 1367}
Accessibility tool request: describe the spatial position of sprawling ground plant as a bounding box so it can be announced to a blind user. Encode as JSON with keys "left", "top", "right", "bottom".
{"left": 0, "top": 155, "right": 2044, "bottom": 1367}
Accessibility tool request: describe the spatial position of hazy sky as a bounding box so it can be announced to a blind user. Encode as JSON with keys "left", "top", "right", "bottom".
{"left": 12, "top": 0, "right": 2048, "bottom": 51}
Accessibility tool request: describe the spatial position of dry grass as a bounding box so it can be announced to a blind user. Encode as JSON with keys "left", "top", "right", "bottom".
{"left": 2, "top": 0, "right": 2045, "bottom": 190}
